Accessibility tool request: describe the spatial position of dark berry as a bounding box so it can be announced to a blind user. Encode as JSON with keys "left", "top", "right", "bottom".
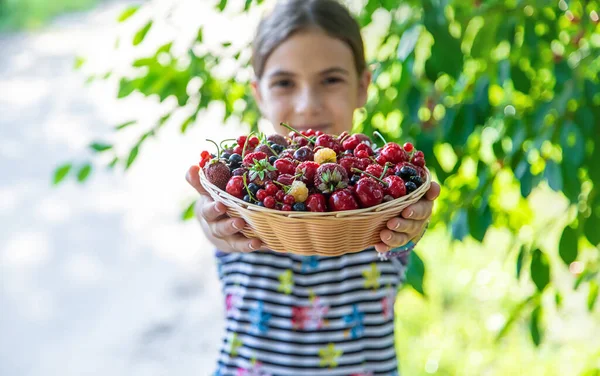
{"left": 257, "top": 201, "right": 265, "bottom": 207}
{"left": 405, "top": 181, "right": 418, "bottom": 193}
{"left": 272, "top": 144, "right": 285, "bottom": 154}
{"left": 294, "top": 146, "right": 314, "bottom": 162}
{"left": 409, "top": 175, "right": 423, "bottom": 186}
{"left": 221, "top": 152, "right": 231, "bottom": 160}
{"left": 243, "top": 195, "right": 252, "bottom": 203}
{"left": 248, "top": 183, "right": 260, "bottom": 196}
{"left": 229, "top": 153, "right": 242, "bottom": 167}
{"left": 397, "top": 165, "right": 418, "bottom": 180}
{"left": 349, "top": 174, "right": 361, "bottom": 186}
{"left": 293, "top": 202, "right": 307, "bottom": 211}
{"left": 269, "top": 156, "right": 277, "bottom": 164}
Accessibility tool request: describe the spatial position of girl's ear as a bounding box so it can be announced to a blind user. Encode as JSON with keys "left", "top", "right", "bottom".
{"left": 357, "top": 69, "right": 371, "bottom": 108}
{"left": 251, "top": 79, "right": 265, "bottom": 113}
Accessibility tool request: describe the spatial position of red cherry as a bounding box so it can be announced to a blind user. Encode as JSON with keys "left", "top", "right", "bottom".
{"left": 256, "top": 189, "right": 268, "bottom": 201}
{"left": 275, "top": 190, "right": 285, "bottom": 201}
{"left": 274, "top": 158, "right": 296, "bottom": 175}
{"left": 328, "top": 189, "right": 359, "bottom": 211}
{"left": 403, "top": 142, "right": 414, "bottom": 153}
{"left": 249, "top": 136, "right": 260, "bottom": 147}
{"left": 283, "top": 194, "right": 296, "bottom": 205}
{"left": 342, "top": 135, "right": 361, "bottom": 150}
{"left": 383, "top": 175, "right": 407, "bottom": 198}
{"left": 265, "top": 182, "right": 279, "bottom": 196}
{"left": 355, "top": 149, "right": 370, "bottom": 159}
{"left": 315, "top": 130, "right": 324, "bottom": 137}
{"left": 380, "top": 143, "right": 408, "bottom": 164}
{"left": 277, "top": 174, "right": 295, "bottom": 186}
{"left": 365, "top": 164, "right": 384, "bottom": 180}
{"left": 338, "top": 157, "right": 358, "bottom": 175}
{"left": 236, "top": 135, "right": 247, "bottom": 147}
{"left": 294, "top": 136, "right": 309, "bottom": 147}
{"left": 355, "top": 143, "right": 374, "bottom": 156}
{"left": 354, "top": 177, "right": 384, "bottom": 207}
{"left": 412, "top": 157, "right": 426, "bottom": 167}
{"left": 375, "top": 155, "right": 388, "bottom": 166}
{"left": 225, "top": 176, "right": 245, "bottom": 198}
{"left": 263, "top": 196, "right": 276, "bottom": 208}
{"left": 233, "top": 145, "right": 243, "bottom": 155}
{"left": 305, "top": 193, "right": 327, "bottom": 212}
{"left": 282, "top": 204, "right": 292, "bottom": 211}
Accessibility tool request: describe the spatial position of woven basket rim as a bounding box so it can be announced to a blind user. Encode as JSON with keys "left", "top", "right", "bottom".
{"left": 198, "top": 165, "right": 432, "bottom": 218}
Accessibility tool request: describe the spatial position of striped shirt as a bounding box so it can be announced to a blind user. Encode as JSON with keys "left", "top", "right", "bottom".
{"left": 213, "top": 248, "right": 409, "bottom": 376}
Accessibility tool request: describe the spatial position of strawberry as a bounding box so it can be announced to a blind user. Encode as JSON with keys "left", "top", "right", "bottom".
{"left": 274, "top": 158, "right": 296, "bottom": 175}
{"left": 329, "top": 189, "right": 359, "bottom": 211}
{"left": 354, "top": 177, "right": 384, "bottom": 208}
{"left": 383, "top": 175, "right": 406, "bottom": 198}
{"left": 305, "top": 193, "right": 327, "bottom": 212}
{"left": 203, "top": 160, "right": 231, "bottom": 190}
{"left": 314, "top": 163, "right": 349, "bottom": 194}
{"left": 296, "top": 161, "right": 319, "bottom": 186}
{"left": 226, "top": 175, "right": 245, "bottom": 198}
{"left": 243, "top": 151, "right": 268, "bottom": 167}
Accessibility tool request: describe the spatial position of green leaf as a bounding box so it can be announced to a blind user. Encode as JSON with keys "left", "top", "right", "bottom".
{"left": 516, "top": 245, "right": 526, "bottom": 279}
{"left": 182, "top": 200, "right": 196, "bottom": 221}
{"left": 89, "top": 142, "right": 113, "bottom": 153}
{"left": 561, "top": 161, "right": 581, "bottom": 204}
{"left": 555, "top": 291, "right": 563, "bottom": 308}
{"left": 108, "top": 157, "right": 119, "bottom": 170}
{"left": 560, "top": 121, "right": 585, "bottom": 168}
{"left": 554, "top": 60, "right": 571, "bottom": 92}
{"left": 217, "top": 0, "right": 227, "bottom": 11}
{"left": 530, "top": 304, "right": 543, "bottom": 346}
{"left": 588, "top": 281, "right": 599, "bottom": 311}
{"left": 195, "top": 27, "right": 204, "bottom": 43}
{"left": 181, "top": 115, "right": 196, "bottom": 133}
{"left": 133, "top": 21, "right": 153, "bottom": 46}
{"left": 468, "top": 201, "right": 492, "bottom": 242}
{"left": 544, "top": 160, "right": 563, "bottom": 192}
{"left": 511, "top": 64, "right": 531, "bottom": 93}
{"left": 125, "top": 145, "right": 140, "bottom": 170}
{"left": 559, "top": 225, "right": 578, "bottom": 265}
{"left": 530, "top": 248, "right": 550, "bottom": 292}
{"left": 496, "top": 294, "right": 535, "bottom": 341}
{"left": 515, "top": 160, "right": 533, "bottom": 197}
{"left": 118, "top": 5, "right": 140, "bottom": 22}
{"left": 584, "top": 209, "right": 600, "bottom": 246}
{"left": 115, "top": 120, "right": 136, "bottom": 130}
{"left": 451, "top": 209, "right": 469, "bottom": 241}
{"left": 405, "top": 251, "right": 426, "bottom": 297}
{"left": 73, "top": 56, "right": 85, "bottom": 70}
{"left": 397, "top": 24, "right": 421, "bottom": 61}
{"left": 77, "top": 164, "right": 92, "bottom": 182}
{"left": 580, "top": 368, "right": 600, "bottom": 376}
{"left": 53, "top": 163, "right": 72, "bottom": 185}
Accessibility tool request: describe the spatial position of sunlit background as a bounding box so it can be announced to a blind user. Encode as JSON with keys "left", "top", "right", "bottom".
{"left": 1, "top": 0, "right": 599, "bottom": 375}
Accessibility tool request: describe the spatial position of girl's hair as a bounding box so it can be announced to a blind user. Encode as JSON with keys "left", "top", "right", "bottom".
{"left": 251, "top": 0, "right": 366, "bottom": 79}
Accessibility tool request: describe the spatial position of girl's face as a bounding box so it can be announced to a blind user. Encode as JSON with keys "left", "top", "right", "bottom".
{"left": 252, "top": 28, "right": 371, "bottom": 137}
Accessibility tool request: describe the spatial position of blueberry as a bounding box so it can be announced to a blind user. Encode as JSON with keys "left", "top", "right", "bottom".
{"left": 293, "top": 202, "right": 307, "bottom": 211}
{"left": 344, "top": 150, "right": 354, "bottom": 156}
{"left": 257, "top": 202, "right": 265, "bottom": 207}
{"left": 349, "top": 174, "right": 361, "bottom": 186}
{"left": 229, "top": 153, "right": 242, "bottom": 165}
{"left": 243, "top": 195, "right": 252, "bottom": 203}
{"left": 397, "top": 166, "right": 417, "bottom": 180}
{"left": 248, "top": 183, "right": 260, "bottom": 196}
{"left": 269, "top": 156, "right": 277, "bottom": 164}
{"left": 405, "top": 181, "right": 417, "bottom": 194}
{"left": 409, "top": 175, "right": 423, "bottom": 186}
{"left": 221, "top": 152, "right": 231, "bottom": 161}
{"left": 272, "top": 144, "right": 285, "bottom": 154}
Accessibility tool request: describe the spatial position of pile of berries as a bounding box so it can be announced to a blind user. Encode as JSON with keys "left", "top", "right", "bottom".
{"left": 200, "top": 124, "right": 427, "bottom": 212}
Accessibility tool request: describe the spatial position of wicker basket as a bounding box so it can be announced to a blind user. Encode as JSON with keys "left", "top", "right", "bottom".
{"left": 199, "top": 167, "right": 431, "bottom": 256}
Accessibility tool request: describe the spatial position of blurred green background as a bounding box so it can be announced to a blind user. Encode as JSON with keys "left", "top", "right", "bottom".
{"left": 5, "top": 0, "right": 599, "bottom": 374}
{"left": 0, "top": 0, "right": 98, "bottom": 30}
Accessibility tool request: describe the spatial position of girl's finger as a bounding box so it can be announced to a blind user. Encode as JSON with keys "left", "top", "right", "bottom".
{"left": 185, "top": 165, "right": 209, "bottom": 196}
{"left": 380, "top": 229, "right": 410, "bottom": 248}
{"left": 401, "top": 199, "right": 433, "bottom": 221}
{"left": 386, "top": 218, "right": 424, "bottom": 237}
{"left": 225, "top": 236, "right": 263, "bottom": 253}
{"left": 198, "top": 200, "right": 228, "bottom": 222}
{"left": 210, "top": 217, "right": 247, "bottom": 239}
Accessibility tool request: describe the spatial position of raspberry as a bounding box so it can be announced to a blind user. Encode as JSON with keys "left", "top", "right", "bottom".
{"left": 314, "top": 147, "right": 337, "bottom": 165}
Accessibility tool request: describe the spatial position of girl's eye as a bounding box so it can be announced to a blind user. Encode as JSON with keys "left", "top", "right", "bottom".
{"left": 323, "top": 76, "right": 344, "bottom": 85}
{"left": 272, "top": 79, "right": 293, "bottom": 88}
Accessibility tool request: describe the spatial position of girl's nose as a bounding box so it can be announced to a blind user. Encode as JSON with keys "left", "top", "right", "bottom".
{"left": 295, "top": 86, "right": 322, "bottom": 116}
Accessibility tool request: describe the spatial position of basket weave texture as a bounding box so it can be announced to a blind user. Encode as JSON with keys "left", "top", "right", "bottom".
{"left": 199, "top": 167, "right": 431, "bottom": 256}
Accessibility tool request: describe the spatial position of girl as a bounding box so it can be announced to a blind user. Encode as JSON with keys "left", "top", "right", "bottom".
{"left": 186, "top": 0, "right": 440, "bottom": 374}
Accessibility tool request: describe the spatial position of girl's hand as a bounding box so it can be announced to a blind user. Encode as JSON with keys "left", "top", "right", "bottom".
{"left": 185, "top": 165, "right": 265, "bottom": 253}
{"left": 374, "top": 182, "right": 441, "bottom": 253}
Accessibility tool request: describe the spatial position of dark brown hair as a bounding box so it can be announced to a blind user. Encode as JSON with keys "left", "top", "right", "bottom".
{"left": 251, "top": 0, "right": 366, "bottom": 79}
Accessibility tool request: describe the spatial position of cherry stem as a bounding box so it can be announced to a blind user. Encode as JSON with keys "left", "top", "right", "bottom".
{"left": 242, "top": 173, "right": 257, "bottom": 202}
{"left": 219, "top": 138, "right": 236, "bottom": 150}
{"left": 280, "top": 122, "right": 315, "bottom": 144}
{"left": 351, "top": 167, "right": 389, "bottom": 187}
{"left": 373, "top": 131, "right": 387, "bottom": 146}
{"left": 241, "top": 131, "right": 254, "bottom": 158}
{"left": 339, "top": 133, "right": 351, "bottom": 143}
{"left": 206, "top": 139, "right": 220, "bottom": 158}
